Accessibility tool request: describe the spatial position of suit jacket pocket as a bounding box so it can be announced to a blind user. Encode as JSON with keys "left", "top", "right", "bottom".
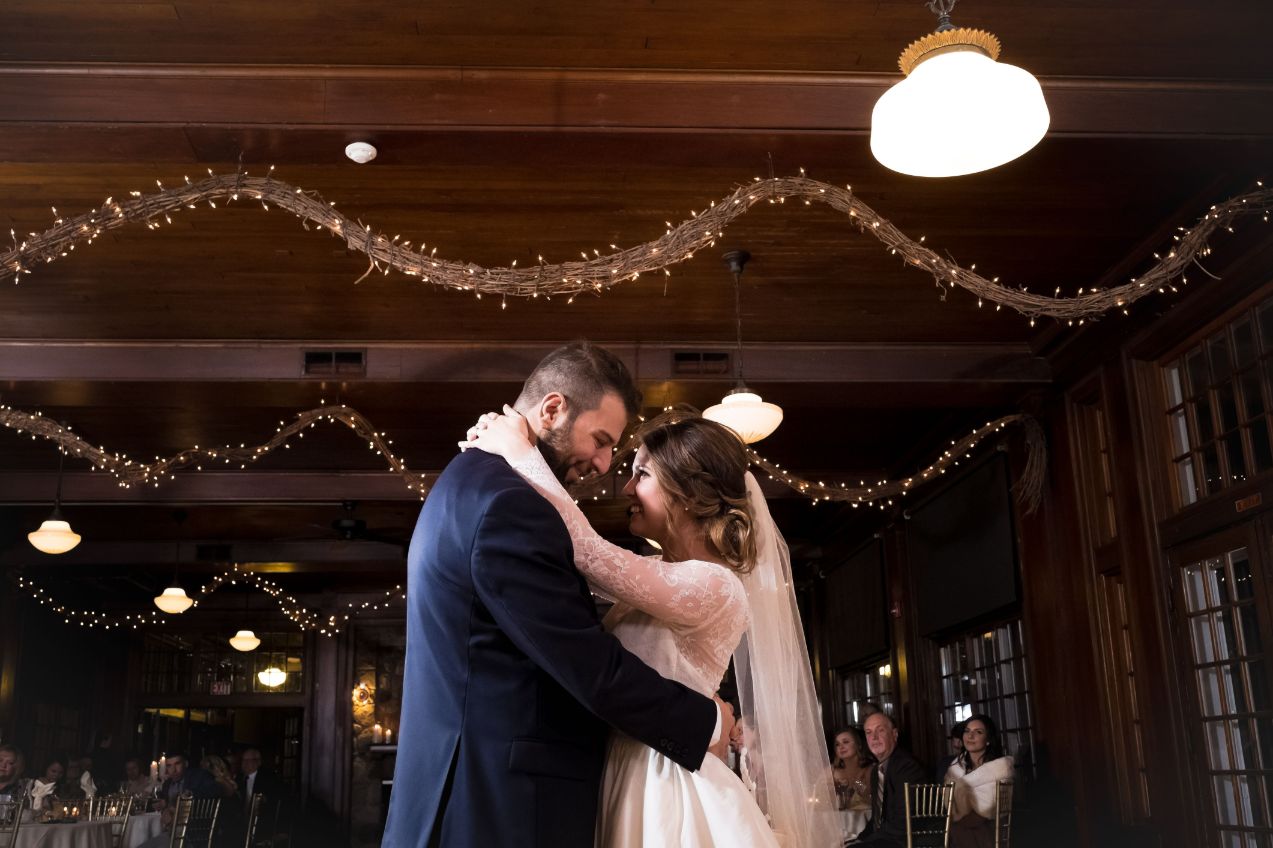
{"left": 508, "top": 738, "right": 593, "bottom": 782}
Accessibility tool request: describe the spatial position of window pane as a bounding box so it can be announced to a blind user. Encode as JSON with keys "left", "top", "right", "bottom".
{"left": 1194, "top": 616, "right": 1217, "bottom": 662}
{"left": 1241, "top": 369, "right": 1265, "bottom": 420}
{"left": 1239, "top": 606, "right": 1264, "bottom": 656}
{"left": 1214, "top": 775, "right": 1240, "bottom": 825}
{"left": 1251, "top": 422, "right": 1273, "bottom": 473}
{"left": 1166, "top": 363, "right": 1185, "bottom": 406}
{"left": 1234, "top": 318, "right": 1258, "bottom": 367}
{"left": 1247, "top": 662, "right": 1269, "bottom": 712}
{"left": 1187, "top": 348, "right": 1210, "bottom": 394}
{"left": 1219, "top": 383, "right": 1241, "bottom": 432}
{"left": 1208, "top": 720, "right": 1233, "bottom": 769}
{"left": 1234, "top": 719, "right": 1262, "bottom": 771}
{"left": 1233, "top": 554, "right": 1256, "bottom": 602}
{"left": 1211, "top": 334, "right": 1233, "bottom": 381}
{"left": 1203, "top": 444, "right": 1222, "bottom": 494}
{"left": 1185, "top": 565, "right": 1209, "bottom": 612}
{"left": 1199, "top": 396, "right": 1217, "bottom": 442}
{"left": 1199, "top": 666, "right": 1226, "bottom": 716}
{"left": 1225, "top": 431, "right": 1248, "bottom": 484}
{"left": 1213, "top": 558, "right": 1234, "bottom": 606}
{"left": 1215, "top": 610, "right": 1239, "bottom": 660}
{"left": 1177, "top": 458, "right": 1200, "bottom": 506}
{"left": 1171, "top": 410, "right": 1192, "bottom": 455}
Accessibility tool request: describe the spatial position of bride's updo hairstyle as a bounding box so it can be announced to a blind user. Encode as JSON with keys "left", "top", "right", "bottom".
{"left": 640, "top": 417, "right": 757, "bottom": 573}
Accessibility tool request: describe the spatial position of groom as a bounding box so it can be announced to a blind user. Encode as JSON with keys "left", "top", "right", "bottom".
{"left": 383, "top": 342, "right": 722, "bottom": 848}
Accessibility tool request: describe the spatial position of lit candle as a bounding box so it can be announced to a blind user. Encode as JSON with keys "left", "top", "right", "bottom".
{"left": 150, "top": 760, "right": 158, "bottom": 781}
{"left": 71, "top": 806, "right": 79, "bottom": 818}
{"left": 372, "top": 723, "right": 383, "bottom": 744}
{"left": 385, "top": 728, "right": 393, "bottom": 744}
{"left": 159, "top": 755, "right": 166, "bottom": 779}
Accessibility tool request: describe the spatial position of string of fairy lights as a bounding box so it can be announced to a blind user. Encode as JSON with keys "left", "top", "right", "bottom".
{"left": 14, "top": 564, "right": 406, "bottom": 636}
{"left": 5, "top": 401, "right": 1042, "bottom": 633}
{"left": 2, "top": 167, "right": 1269, "bottom": 323}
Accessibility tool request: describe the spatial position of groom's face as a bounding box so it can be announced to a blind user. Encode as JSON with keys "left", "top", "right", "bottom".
{"left": 537, "top": 392, "right": 628, "bottom": 484}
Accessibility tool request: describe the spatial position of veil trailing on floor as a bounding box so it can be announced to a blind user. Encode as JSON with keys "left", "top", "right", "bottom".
{"left": 736, "top": 472, "right": 842, "bottom": 847}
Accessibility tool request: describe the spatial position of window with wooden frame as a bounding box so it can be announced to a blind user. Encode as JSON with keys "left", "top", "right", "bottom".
{"left": 1162, "top": 299, "right": 1273, "bottom": 509}
{"left": 1072, "top": 387, "right": 1151, "bottom": 821}
{"left": 1177, "top": 542, "right": 1272, "bottom": 847}
{"left": 937, "top": 620, "right": 1036, "bottom": 776}
{"left": 835, "top": 658, "right": 896, "bottom": 727}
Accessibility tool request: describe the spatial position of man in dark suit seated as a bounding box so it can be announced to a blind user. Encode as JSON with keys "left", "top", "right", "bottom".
{"left": 235, "top": 748, "right": 283, "bottom": 843}
{"left": 155, "top": 753, "right": 220, "bottom": 809}
{"left": 855, "top": 712, "right": 928, "bottom": 847}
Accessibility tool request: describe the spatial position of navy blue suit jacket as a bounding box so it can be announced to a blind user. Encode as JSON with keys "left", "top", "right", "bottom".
{"left": 383, "top": 451, "right": 717, "bottom": 848}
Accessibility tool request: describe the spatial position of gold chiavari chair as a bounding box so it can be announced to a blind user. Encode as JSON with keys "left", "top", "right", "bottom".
{"left": 243, "top": 793, "right": 266, "bottom": 848}
{"left": 0, "top": 796, "right": 26, "bottom": 848}
{"left": 170, "top": 793, "right": 222, "bottom": 848}
{"left": 87, "top": 794, "right": 133, "bottom": 848}
{"left": 904, "top": 782, "right": 955, "bottom": 848}
{"left": 994, "top": 778, "right": 1014, "bottom": 848}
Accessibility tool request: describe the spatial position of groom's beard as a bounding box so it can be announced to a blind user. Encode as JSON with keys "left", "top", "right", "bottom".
{"left": 536, "top": 423, "right": 576, "bottom": 484}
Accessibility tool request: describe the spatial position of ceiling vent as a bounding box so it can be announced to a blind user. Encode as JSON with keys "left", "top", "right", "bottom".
{"left": 303, "top": 349, "right": 366, "bottom": 377}
{"left": 672, "top": 351, "right": 731, "bottom": 376}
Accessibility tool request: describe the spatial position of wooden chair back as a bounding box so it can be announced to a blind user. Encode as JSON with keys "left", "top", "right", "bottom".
{"left": 904, "top": 782, "right": 955, "bottom": 848}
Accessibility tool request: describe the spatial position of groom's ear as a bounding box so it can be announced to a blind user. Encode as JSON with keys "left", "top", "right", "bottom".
{"left": 536, "top": 392, "right": 568, "bottom": 430}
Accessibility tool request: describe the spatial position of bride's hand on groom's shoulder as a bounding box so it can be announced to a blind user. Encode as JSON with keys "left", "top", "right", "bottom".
{"left": 459, "top": 405, "right": 535, "bottom": 461}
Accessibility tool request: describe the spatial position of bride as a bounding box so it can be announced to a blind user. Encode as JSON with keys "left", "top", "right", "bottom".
{"left": 463, "top": 408, "right": 840, "bottom": 848}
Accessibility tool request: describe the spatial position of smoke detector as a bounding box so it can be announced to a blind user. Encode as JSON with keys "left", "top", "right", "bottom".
{"left": 344, "top": 142, "right": 378, "bottom": 164}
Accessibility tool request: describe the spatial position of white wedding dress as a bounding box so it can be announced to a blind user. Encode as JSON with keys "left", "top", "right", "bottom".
{"left": 509, "top": 450, "right": 781, "bottom": 848}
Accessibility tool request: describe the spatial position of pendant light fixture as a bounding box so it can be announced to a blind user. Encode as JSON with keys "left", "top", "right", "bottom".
{"left": 702, "top": 250, "right": 783, "bottom": 444}
{"left": 257, "top": 667, "right": 287, "bottom": 688}
{"left": 870, "top": 0, "right": 1049, "bottom": 177}
{"left": 229, "top": 582, "right": 260, "bottom": 652}
{"left": 28, "top": 448, "right": 82, "bottom": 554}
{"left": 153, "top": 530, "right": 194, "bottom": 614}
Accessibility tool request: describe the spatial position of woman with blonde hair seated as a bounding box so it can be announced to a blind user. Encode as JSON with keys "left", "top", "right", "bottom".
{"left": 944, "top": 714, "right": 1013, "bottom": 848}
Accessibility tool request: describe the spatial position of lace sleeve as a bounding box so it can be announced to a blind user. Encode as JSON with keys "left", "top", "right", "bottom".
{"left": 507, "top": 450, "right": 748, "bottom": 632}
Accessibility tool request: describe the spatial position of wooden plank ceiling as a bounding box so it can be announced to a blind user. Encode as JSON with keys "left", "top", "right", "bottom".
{"left": 1, "top": 0, "right": 1271, "bottom": 605}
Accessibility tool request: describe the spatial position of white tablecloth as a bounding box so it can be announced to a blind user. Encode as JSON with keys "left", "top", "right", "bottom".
{"left": 840, "top": 808, "right": 870, "bottom": 841}
{"left": 123, "top": 813, "right": 164, "bottom": 848}
{"left": 15, "top": 820, "right": 113, "bottom": 848}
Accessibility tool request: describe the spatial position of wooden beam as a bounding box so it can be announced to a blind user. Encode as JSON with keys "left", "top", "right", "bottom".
{"left": 0, "top": 341, "right": 1051, "bottom": 384}
{"left": 0, "top": 65, "right": 1268, "bottom": 138}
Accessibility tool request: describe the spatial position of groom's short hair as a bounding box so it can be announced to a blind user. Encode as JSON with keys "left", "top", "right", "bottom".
{"left": 517, "top": 341, "right": 641, "bottom": 418}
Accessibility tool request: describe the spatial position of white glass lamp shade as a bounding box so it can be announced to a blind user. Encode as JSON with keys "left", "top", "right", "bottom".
{"left": 153, "top": 587, "right": 195, "bottom": 614}
{"left": 229, "top": 630, "right": 261, "bottom": 652}
{"left": 257, "top": 667, "right": 287, "bottom": 687}
{"left": 28, "top": 518, "right": 82, "bottom": 554}
{"left": 871, "top": 48, "right": 1049, "bottom": 177}
{"left": 702, "top": 389, "right": 783, "bottom": 444}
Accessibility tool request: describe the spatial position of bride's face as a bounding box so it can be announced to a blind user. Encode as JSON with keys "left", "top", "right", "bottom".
{"left": 622, "top": 445, "right": 673, "bottom": 546}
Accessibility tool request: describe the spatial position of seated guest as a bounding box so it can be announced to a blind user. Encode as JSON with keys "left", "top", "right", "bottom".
{"left": 122, "top": 758, "right": 153, "bottom": 797}
{"left": 945, "top": 714, "right": 1013, "bottom": 848}
{"left": 0, "top": 745, "right": 29, "bottom": 804}
{"left": 935, "top": 720, "right": 967, "bottom": 782}
{"left": 90, "top": 731, "right": 123, "bottom": 790}
{"left": 855, "top": 712, "right": 926, "bottom": 847}
{"left": 155, "top": 753, "right": 220, "bottom": 810}
{"left": 62, "top": 758, "right": 90, "bottom": 800}
{"left": 832, "top": 727, "right": 874, "bottom": 811}
{"left": 200, "top": 755, "right": 238, "bottom": 800}
{"left": 236, "top": 748, "right": 281, "bottom": 810}
{"left": 39, "top": 758, "right": 67, "bottom": 792}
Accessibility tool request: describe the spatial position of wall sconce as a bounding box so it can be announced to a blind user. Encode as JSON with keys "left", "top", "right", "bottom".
{"left": 878, "top": 663, "right": 893, "bottom": 678}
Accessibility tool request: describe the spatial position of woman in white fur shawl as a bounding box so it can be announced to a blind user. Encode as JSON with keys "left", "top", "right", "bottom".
{"left": 943, "top": 714, "right": 1013, "bottom": 848}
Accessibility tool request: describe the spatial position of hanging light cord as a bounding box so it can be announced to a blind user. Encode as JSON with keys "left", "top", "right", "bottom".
{"left": 926, "top": 0, "right": 958, "bottom": 31}
{"left": 732, "top": 267, "right": 746, "bottom": 388}
{"left": 53, "top": 448, "right": 66, "bottom": 509}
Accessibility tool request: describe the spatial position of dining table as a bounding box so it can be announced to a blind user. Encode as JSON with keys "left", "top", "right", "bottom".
{"left": 122, "top": 812, "right": 164, "bottom": 848}
{"left": 14, "top": 819, "right": 113, "bottom": 848}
